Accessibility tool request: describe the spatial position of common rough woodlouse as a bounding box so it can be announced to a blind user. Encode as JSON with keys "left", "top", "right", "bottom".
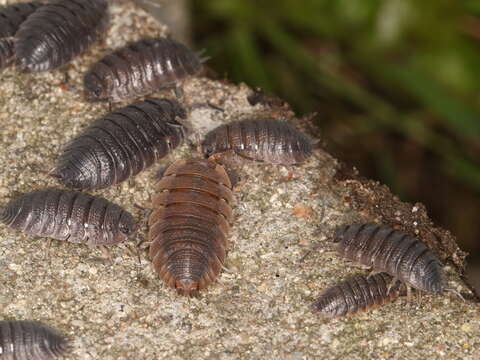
{"left": 0, "top": 189, "right": 136, "bottom": 246}
{"left": 0, "top": 320, "right": 69, "bottom": 360}
{"left": 333, "top": 223, "right": 447, "bottom": 294}
{"left": 14, "top": 0, "right": 108, "bottom": 72}
{"left": 52, "top": 98, "right": 187, "bottom": 189}
{"left": 148, "top": 158, "right": 234, "bottom": 296}
{"left": 312, "top": 273, "right": 401, "bottom": 318}
{"left": 202, "top": 118, "right": 313, "bottom": 165}
{"left": 84, "top": 37, "right": 203, "bottom": 102}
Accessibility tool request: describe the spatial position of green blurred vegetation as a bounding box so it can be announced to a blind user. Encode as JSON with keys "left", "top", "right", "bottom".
{"left": 192, "top": 0, "right": 480, "bottom": 255}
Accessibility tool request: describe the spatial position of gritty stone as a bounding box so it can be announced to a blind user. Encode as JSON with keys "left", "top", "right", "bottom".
{"left": 0, "top": 1, "right": 479, "bottom": 360}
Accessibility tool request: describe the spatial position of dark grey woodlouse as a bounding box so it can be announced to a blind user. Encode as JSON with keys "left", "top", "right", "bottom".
{"left": 84, "top": 37, "right": 203, "bottom": 102}
{"left": 0, "top": 1, "right": 42, "bottom": 39}
{"left": 0, "top": 189, "right": 136, "bottom": 246}
{"left": 14, "top": 0, "right": 108, "bottom": 72}
{"left": 52, "top": 98, "right": 187, "bottom": 189}
{"left": 201, "top": 118, "right": 313, "bottom": 165}
{"left": 312, "top": 273, "right": 401, "bottom": 318}
{"left": 0, "top": 320, "right": 69, "bottom": 360}
{"left": 148, "top": 158, "right": 234, "bottom": 296}
{"left": 334, "top": 224, "right": 446, "bottom": 294}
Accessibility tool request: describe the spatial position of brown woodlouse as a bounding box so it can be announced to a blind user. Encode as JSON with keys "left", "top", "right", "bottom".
{"left": 0, "top": 189, "right": 136, "bottom": 246}
{"left": 14, "top": 0, "right": 108, "bottom": 72}
{"left": 51, "top": 98, "right": 187, "bottom": 189}
{"left": 0, "top": 320, "right": 69, "bottom": 360}
{"left": 84, "top": 37, "right": 203, "bottom": 102}
{"left": 0, "top": 1, "right": 42, "bottom": 39}
{"left": 148, "top": 158, "right": 234, "bottom": 296}
{"left": 333, "top": 223, "right": 446, "bottom": 294}
{"left": 201, "top": 118, "right": 313, "bottom": 165}
{"left": 312, "top": 273, "right": 401, "bottom": 318}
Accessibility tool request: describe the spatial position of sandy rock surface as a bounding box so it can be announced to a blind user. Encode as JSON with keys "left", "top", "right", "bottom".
{"left": 0, "top": 1, "right": 478, "bottom": 359}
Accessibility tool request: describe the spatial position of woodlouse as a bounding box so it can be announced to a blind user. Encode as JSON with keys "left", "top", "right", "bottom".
{"left": 14, "top": 0, "right": 108, "bottom": 72}
{"left": 0, "top": 189, "right": 136, "bottom": 246}
{"left": 201, "top": 118, "right": 313, "bottom": 165}
{"left": 0, "top": 1, "right": 42, "bottom": 39}
{"left": 312, "top": 273, "right": 401, "bottom": 318}
{"left": 84, "top": 37, "right": 202, "bottom": 102}
{"left": 0, "top": 320, "right": 69, "bottom": 360}
{"left": 52, "top": 98, "right": 187, "bottom": 189}
{"left": 148, "top": 158, "right": 234, "bottom": 296}
{"left": 333, "top": 223, "right": 446, "bottom": 294}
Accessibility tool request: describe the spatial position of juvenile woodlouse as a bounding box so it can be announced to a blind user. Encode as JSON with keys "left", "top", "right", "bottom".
{"left": 312, "top": 273, "right": 401, "bottom": 318}
{"left": 52, "top": 98, "right": 187, "bottom": 189}
{"left": 202, "top": 118, "right": 313, "bottom": 165}
{"left": 0, "top": 189, "right": 136, "bottom": 246}
{"left": 0, "top": 1, "right": 42, "bottom": 39}
{"left": 0, "top": 320, "right": 69, "bottom": 360}
{"left": 333, "top": 223, "right": 446, "bottom": 294}
{"left": 84, "top": 37, "right": 202, "bottom": 102}
{"left": 148, "top": 158, "right": 234, "bottom": 296}
{"left": 14, "top": 0, "right": 108, "bottom": 72}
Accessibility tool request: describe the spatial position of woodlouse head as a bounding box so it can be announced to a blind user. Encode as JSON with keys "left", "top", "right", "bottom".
{"left": 83, "top": 71, "right": 111, "bottom": 102}
{"left": 409, "top": 260, "right": 446, "bottom": 294}
{"left": 118, "top": 212, "right": 138, "bottom": 238}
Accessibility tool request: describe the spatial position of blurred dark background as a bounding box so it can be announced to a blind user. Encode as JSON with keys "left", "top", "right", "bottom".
{"left": 145, "top": 0, "right": 480, "bottom": 289}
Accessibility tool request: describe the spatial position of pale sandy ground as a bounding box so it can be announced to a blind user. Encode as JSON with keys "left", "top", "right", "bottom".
{"left": 0, "top": 1, "right": 478, "bottom": 359}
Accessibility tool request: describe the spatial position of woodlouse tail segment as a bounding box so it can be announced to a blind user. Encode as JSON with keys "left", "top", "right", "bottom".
{"left": 0, "top": 320, "right": 71, "bottom": 359}
{"left": 49, "top": 165, "right": 87, "bottom": 189}
{"left": 176, "top": 279, "right": 200, "bottom": 297}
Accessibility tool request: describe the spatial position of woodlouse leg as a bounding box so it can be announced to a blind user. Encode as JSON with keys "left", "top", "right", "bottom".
{"left": 124, "top": 243, "right": 142, "bottom": 264}
{"left": 406, "top": 285, "right": 412, "bottom": 302}
{"left": 174, "top": 85, "right": 184, "bottom": 99}
{"left": 445, "top": 287, "right": 465, "bottom": 301}
{"left": 99, "top": 246, "right": 114, "bottom": 264}
{"left": 387, "top": 277, "right": 400, "bottom": 295}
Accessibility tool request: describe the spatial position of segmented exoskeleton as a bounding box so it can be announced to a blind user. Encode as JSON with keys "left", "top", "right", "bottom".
{"left": 0, "top": 1, "right": 42, "bottom": 70}
{"left": 202, "top": 118, "right": 313, "bottom": 165}
{"left": 84, "top": 37, "right": 202, "bottom": 102}
{"left": 333, "top": 224, "right": 446, "bottom": 294}
{"left": 0, "top": 189, "right": 136, "bottom": 246}
{"left": 0, "top": 320, "right": 69, "bottom": 360}
{"left": 0, "top": 38, "right": 14, "bottom": 69}
{"left": 52, "top": 98, "right": 187, "bottom": 189}
{"left": 0, "top": 1, "right": 42, "bottom": 38}
{"left": 15, "top": 0, "right": 108, "bottom": 72}
{"left": 312, "top": 273, "right": 401, "bottom": 318}
{"left": 148, "top": 158, "right": 234, "bottom": 296}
